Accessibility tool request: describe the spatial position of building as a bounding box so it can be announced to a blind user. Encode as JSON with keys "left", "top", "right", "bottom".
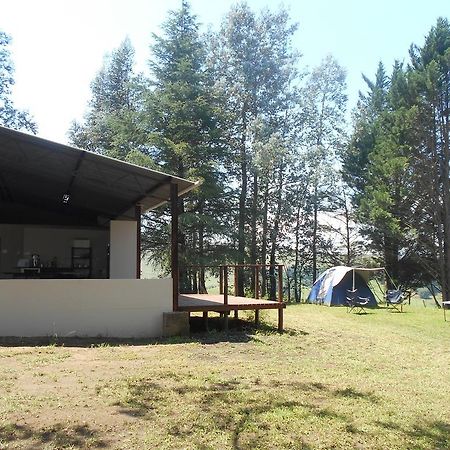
{"left": 0, "top": 126, "right": 196, "bottom": 338}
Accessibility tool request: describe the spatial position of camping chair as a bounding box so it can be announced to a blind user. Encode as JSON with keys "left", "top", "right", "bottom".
{"left": 346, "top": 289, "right": 370, "bottom": 314}
{"left": 385, "top": 289, "right": 406, "bottom": 312}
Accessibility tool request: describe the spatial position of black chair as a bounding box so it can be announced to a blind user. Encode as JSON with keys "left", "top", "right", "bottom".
{"left": 346, "top": 289, "right": 370, "bottom": 314}
{"left": 385, "top": 289, "right": 406, "bottom": 312}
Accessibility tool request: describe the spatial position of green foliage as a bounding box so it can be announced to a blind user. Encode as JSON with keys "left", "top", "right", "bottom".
{"left": 142, "top": 1, "right": 229, "bottom": 288}
{"left": 344, "top": 17, "right": 450, "bottom": 296}
{"left": 0, "top": 31, "right": 36, "bottom": 133}
{"left": 69, "top": 38, "right": 149, "bottom": 160}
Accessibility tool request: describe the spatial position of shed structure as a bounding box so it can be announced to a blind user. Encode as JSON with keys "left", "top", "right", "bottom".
{"left": 0, "top": 126, "right": 197, "bottom": 337}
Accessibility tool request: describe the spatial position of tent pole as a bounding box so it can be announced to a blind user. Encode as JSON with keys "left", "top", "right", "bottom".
{"left": 352, "top": 269, "right": 355, "bottom": 291}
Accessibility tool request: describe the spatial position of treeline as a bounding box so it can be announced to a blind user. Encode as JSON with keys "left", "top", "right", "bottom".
{"left": 343, "top": 17, "right": 450, "bottom": 304}
{"left": 1, "top": 2, "right": 449, "bottom": 304}
{"left": 69, "top": 1, "right": 349, "bottom": 301}
{"left": 69, "top": 3, "right": 450, "bottom": 304}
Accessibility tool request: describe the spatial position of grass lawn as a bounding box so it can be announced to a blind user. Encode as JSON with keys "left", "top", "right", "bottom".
{"left": 0, "top": 303, "right": 449, "bottom": 449}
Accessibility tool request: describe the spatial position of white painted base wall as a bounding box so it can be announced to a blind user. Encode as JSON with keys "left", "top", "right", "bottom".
{"left": 109, "top": 220, "right": 137, "bottom": 279}
{"left": 0, "top": 278, "right": 172, "bottom": 338}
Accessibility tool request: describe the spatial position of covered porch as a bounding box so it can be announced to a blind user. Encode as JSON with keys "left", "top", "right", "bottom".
{"left": 0, "top": 126, "right": 196, "bottom": 337}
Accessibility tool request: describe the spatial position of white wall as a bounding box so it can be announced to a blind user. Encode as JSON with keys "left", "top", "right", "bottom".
{"left": 110, "top": 220, "right": 137, "bottom": 279}
{"left": 0, "top": 278, "right": 172, "bottom": 337}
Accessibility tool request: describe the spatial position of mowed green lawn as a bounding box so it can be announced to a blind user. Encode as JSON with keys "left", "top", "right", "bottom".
{"left": 0, "top": 304, "right": 448, "bottom": 449}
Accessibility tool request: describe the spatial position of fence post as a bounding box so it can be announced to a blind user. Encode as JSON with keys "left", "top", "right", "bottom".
{"left": 223, "top": 265, "right": 228, "bottom": 306}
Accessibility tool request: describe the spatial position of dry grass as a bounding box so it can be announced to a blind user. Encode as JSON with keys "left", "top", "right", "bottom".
{"left": 0, "top": 303, "right": 449, "bottom": 449}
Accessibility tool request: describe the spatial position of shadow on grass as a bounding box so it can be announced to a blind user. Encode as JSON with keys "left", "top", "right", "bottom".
{"left": 0, "top": 422, "right": 107, "bottom": 448}
{"left": 0, "top": 315, "right": 304, "bottom": 348}
{"left": 376, "top": 419, "right": 450, "bottom": 449}
{"left": 112, "top": 375, "right": 380, "bottom": 449}
{"left": 335, "top": 387, "right": 380, "bottom": 403}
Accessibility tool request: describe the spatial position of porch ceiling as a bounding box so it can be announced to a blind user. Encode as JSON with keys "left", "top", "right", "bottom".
{"left": 0, "top": 126, "right": 197, "bottom": 223}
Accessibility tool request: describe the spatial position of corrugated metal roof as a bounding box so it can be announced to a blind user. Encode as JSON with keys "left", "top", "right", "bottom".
{"left": 0, "top": 126, "right": 198, "bottom": 224}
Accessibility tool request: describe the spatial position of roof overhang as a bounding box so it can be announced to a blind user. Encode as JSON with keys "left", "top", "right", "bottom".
{"left": 0, "top": 126, "right": 199, "bottom": 225}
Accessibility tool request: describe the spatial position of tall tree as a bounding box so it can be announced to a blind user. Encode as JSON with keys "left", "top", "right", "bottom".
{"left": 144, "top": 0, "right": 227, "bottom": 291}
{"left": 69, "top": 38, "right": 150, "bottom": 165}
{"left": 407, "top": 17, "right": 450, "bottom": 302}
{"left": 300, "top": 55, "right": 347, "bottom": 282}
{"left": 0, "top": 31, "right": 36, "bottom": 133}
{"left": 210, "top": 2, "right": 298, "bottom": 295}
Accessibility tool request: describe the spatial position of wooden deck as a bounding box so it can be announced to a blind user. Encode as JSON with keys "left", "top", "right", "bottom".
{"left": 178, "top": 293, "right": 285, "bottom": 331}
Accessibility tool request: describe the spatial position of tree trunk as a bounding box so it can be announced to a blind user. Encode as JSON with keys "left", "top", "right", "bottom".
{"left": 198, "top": 224, "right": 207, "bottom": 294}
{"left": 237, "top": 105, "right": 248, "bottom": 296}
{"left": 293, "top": 199, "right": 301, "bottom": 302}
{"left": 269, "top": 167, "right": 284, "bottom": 300}
{"left": 250, "top": 171, "right": 258, "bottom": 296}
{"left": 384, "top": 234, "right": 398, "bottom": 289}
{"left": 261, "top": 184, "right": 269, "bottom": 297}
{"left": 343, "top": 193, "right": 352, "bottom": 266}
{"left": 312, "top": 185, "right": 318, "bottom": 283}
{"left": 440, "top": 89, "right": 450, "bottom": 303}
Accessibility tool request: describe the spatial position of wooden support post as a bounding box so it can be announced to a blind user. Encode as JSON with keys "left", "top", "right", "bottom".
{"left": 234, "top": 266, "right": 238, "bottom": 297}
{"left": 255, "top": 265, "right": 260, "bottom": 299}
{"left": 278, "top": 307, "right": 284, "bottom": 332}
{"left": 255, "top": 309, "right": 260, "bottom": 327}
{"left": 203, "top": 311, "right": 209, "bottom": 332}
{"left": 223, "top": 265, "right": 228, "bottom": 306}
{"left": 219, "top": 266, "right": 224, "bottom": 295}
{"left": 278, "top": 265, "right": 283, "bottom": 303}
{"left": 223, "top": 311, "right": 229, "bottom": 331}
{"left": 234, "top": 310, "right": 239, "bottom": 319}
{"left": 135, "top": 204, "right": 142, "bottom": 279}
{"left": 171, "top": 183, "right": 179, "bottom": 312}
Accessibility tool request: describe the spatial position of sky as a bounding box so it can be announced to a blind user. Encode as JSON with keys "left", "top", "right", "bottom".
{"left": 1, "top": 0, "right": 449, "bottom": 144}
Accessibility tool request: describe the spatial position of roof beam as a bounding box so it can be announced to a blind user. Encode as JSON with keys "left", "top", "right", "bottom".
{"left": 115, "top": 176, "right": 173, "bottom": 217}
{"left": 63, "top": 151, "right": 86, "bottom": 203}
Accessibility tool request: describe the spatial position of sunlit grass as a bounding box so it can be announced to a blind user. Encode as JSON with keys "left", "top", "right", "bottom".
{"left": 0, "top": 304, "right": 448, "bottom": 449}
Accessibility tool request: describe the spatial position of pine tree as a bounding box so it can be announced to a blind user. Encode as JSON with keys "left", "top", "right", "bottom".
{"left": 407, "top": 17, "right": 450, "bottom": 302}
{"left": 144, "top": 0, "right": 227, "bottom": 291}
{"left": 69, "top": 38, "right": 151, "bottom": 166}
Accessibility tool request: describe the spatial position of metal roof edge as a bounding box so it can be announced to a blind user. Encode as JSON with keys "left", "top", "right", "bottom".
{"left": 0, "top": 125, "right": 196, "bottom": 188}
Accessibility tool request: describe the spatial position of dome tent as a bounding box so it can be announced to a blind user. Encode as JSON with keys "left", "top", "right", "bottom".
{"left": 307, "top": 266, "right": 380, "bottom": 307}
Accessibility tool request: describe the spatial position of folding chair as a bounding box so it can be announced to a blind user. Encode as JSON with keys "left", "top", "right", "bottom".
{"left": 385, "top": 289, "right": 406, "bottom": 312}
{"left": 346, "top": 289, "right": 370, "bottom": 314}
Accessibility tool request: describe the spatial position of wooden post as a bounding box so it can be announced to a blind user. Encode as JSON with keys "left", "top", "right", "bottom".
{"left": 255, "top": 265, "right": 260, "bottom": 299}
{"left": 255, "top": 309, "right": 259, "bottom": 327}
{"left": 223, "top": 265, "right": 228, "bottom": 306}
{"left": 234, "top": 266, "right": 238, "bottom": 297}
{"left": 223, "top": 311, "right": 229, "bottom": 331}
{"left": 171, "top": 183, "right": 179, "bottom": 311}
{"left": 234, "top": 310, "right": 239, "bottom": 319}
{"left": 278, "top": 307, "right": 284, "bottom": 332}
{"left": 135, "top": 204, "right": 142, "bottom": 279}
{"left": 203, "top": 311, "right": 209, "bottom": 332}
{"left": 219, "top": 266, "right": 224, "bottom": 295}
{"left": 278, "top": 265, "right": 283, "bottom": 303}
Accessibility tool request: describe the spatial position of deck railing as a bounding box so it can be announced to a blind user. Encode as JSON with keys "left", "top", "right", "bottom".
{"left": 188, "top": 264, "right": 284, "bottom": 305}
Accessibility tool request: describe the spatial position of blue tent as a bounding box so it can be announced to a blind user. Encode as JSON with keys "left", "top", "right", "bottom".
{"left": 308, "top": 266, "right": 379, "bottom": 307}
